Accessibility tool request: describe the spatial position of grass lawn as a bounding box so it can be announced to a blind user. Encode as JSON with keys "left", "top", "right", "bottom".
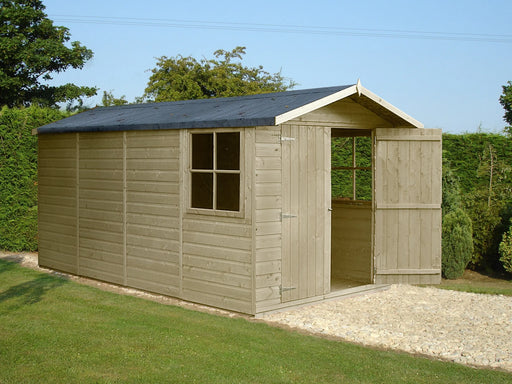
{"left": 439, "top": 269, "right": 512, "bottom": 296}
{"left": 1, "top": 259, "right": 511, "bottom": 384}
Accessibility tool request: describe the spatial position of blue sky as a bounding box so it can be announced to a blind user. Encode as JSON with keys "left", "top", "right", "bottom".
{"left": 43, "top": 0, "right": 512, "bottom": 134}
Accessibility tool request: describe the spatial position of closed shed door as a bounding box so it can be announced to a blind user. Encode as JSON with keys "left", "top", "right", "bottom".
{"left": 280, "top": 124, "right": 331, "bottom": 302}
{"left": 374, "top": 128, "right": 442, "bottom": 284}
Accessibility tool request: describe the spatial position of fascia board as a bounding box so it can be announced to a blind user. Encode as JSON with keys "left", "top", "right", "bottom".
{"left": 274, "top": 85, "right": 357, "bottom": 125}
{"left": 359, "top": 86, "right": 424, "bottom": 128}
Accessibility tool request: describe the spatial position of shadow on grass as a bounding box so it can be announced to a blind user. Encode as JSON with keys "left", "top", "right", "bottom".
{"left": 0, "top": 260, "right": 68, "bottom": 312}
{"left": 0, "top": 258, "right": 18, "bottom": 274}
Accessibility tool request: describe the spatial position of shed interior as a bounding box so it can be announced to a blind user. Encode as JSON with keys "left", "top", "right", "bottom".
{"left": 330, "top": 129, "right": 373, "bottom": 290}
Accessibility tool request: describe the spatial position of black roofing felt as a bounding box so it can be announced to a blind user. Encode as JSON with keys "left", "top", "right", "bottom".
{"left": 37, "top": 85, "right": 354, "bottom": 134}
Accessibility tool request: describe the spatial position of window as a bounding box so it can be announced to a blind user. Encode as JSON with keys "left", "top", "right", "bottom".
{"left": 331, "top": 134, "right": 372, "bottom": 202}
{"left": 190, "top": 132, "right": 241, "bottom": 212}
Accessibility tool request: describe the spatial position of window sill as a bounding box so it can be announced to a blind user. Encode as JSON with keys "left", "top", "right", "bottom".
{"left": 186, "top": 207, "right": 245, "bottom": 219}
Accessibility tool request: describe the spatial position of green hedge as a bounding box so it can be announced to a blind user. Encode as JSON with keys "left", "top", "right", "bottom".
{"left": 0, "top": 106, "right": 68, "bottom": 251}
{"left": 442, "top": 133, "right": 512, "bottom": 195}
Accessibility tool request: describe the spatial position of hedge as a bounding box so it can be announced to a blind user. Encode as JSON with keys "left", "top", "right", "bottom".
{"left": 0, "top": 106, "right": 68, "bottom": 251}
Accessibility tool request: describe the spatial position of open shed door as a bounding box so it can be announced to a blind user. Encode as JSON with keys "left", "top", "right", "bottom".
{"left": 374, "top": 128, "right": 442, "bottom": 284}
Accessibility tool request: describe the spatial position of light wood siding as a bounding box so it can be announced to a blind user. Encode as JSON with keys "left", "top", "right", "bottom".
{"left": 280, "top": 124, "right": 331, "bottom": 304}
{"left": 331, "top": 202, "right": 372, "bottom": 283}
{"left": 38, "top": 133, "right": 78, "bottom": 273}
{"left": 182, "top": 128, "right": 254, "bottom": 314}
{"left": 374, "top": 128, "right": 442, "bottom": 284}
{"left": 254, "top": 127, "right": 282, "bottom": 311}
{"left": 126, "top": 131, "right": 181, "bottom": 296}
{"left": 78, "top": 133, "right": 124, "bottom": 284}
{"left": 289, "top": 98, "right": 393, "bottom": 128}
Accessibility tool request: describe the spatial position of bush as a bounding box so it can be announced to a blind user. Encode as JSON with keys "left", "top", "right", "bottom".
{"left": 442, "top": 208, "right": 474, "bottom": 279}
{"left": 499, "top": 220, "right": 512, "bottom": 273}
{"left": 0, "top": 106, "right": 68, "bottom": 251}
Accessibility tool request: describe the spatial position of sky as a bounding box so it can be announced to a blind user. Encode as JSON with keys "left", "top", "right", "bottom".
{"left": 42, "top": 0, "right": 512, "bottom": 134}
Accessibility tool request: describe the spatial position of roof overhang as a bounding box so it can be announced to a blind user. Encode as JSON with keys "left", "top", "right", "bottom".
{"left": 275, "top": 81, "right": 423, "bottom": 128}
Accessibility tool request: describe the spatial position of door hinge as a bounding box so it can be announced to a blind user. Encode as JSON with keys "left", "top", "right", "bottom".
{"left": 280, "top": 136, "right": 296, "bottom": 142}
{"left": 281, "top": 213, "right": 297, "bottom": 220}
{"left": 280, "top": 286, "right": 296, "bottom": 294}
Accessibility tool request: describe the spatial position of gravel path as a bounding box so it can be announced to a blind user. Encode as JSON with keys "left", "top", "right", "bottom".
{"left": 263, "top": 284, "right": 512, "bottom": 372}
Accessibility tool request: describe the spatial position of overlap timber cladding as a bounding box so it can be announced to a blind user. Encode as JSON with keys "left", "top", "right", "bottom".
{"left": 126, "top": 131, "right": 181, "bottom": 295}
{"left": 38, "top": 131, "right": 181, "bottom": 297}
{"left": 253, "top": 126, "right": 283, "bottom": 312}
{"left": 38, "top": 133, "right": 78, "bottom": 273}
{"left": 38, "top": 129, "right": 253, "bottom": 313}
{"left": 374, "top": 128, "right": 442, "bottom": 284}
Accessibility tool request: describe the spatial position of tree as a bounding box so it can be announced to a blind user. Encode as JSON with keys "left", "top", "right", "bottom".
{"left": 142, "top": 46, "right": 296, "bottom": 102}
{"left": 441, "top": 160, "right": 473, "bottom": 279}
{"left": 101, "top": 90, "right": 128, "bottom": 107}
{"left": 442, "top": 208, "right": 474, "bottom": 279}
{"left": 464, "top": 143, "right": 512, "bottom": 269}
{"left": 499, "top": 81, "right": 512, "bottom": 135}
{"left": 499, "top": 219, "right": 512, "bottom": 273}
{"left": 0, "top": 0, "right": 97, "bottom": 107}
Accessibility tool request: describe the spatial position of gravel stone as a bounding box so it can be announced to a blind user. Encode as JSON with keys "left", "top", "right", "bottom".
{"left": 263, "top": 284, "right": 512, "bottom": 372}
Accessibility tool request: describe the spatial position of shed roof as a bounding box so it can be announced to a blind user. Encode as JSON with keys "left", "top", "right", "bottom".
{"left": 36, "top": 83, "right": 422, "bottom": 134}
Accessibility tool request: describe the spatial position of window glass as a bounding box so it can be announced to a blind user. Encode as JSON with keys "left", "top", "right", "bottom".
{"left": 355, "top": 137, "right": 372, "bottom": 168}
{"left": 191, "top": 173, "right": 213, "bottom": 209}
{"left": 192, "top": 133, "right": 213, "bottom": 169}
{"left": 331, "top": 169, "right": 353, "bottom": 200}
{"left": 355, "top": 169, "right": 372, "bottom": 201}
{"left": 217, "top": 173, "right": 240, "bottom": 211}
{"left": 190, "top": 131, "right": 241, "bottom": 212}
{"left": 217, "top": 132, "right": 240, "bottom": 170}
{"left": 331, "top": 135, "right": 372, "bottom": 202}
{"left": 331, "top": 137, "right": 352, "bottom": 168}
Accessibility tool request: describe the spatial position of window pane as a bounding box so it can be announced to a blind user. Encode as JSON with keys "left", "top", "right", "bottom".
{"left": 331, "top": 169, "right": 353, "bottom": 200}
{"left": 331, "top": 137, "right": 353, "bottom": 168}
{"left": 216, "top": 132, "right": 240, "bottom": 170}
{"left": 192, "top": 134, "right": 213, "bottom": 169}
{"left": 191, "top": 173, "right": 213, "bottom": 209}
{"left": 355, "top": 169, "right": 372, "bottom": 201}
{"left": 355, "top": 136, "right": 372, "bottom": 168}
{"left": 216, "top": 173, "right": 240, "bottom": 211}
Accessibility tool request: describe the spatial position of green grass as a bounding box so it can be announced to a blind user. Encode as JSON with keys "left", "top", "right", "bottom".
{"left": 1, "top": 259, "right": 510, "bottom": 383}
{"left": 437, "top": 270, "right": 512, "bottom": 296}
{"left": 438, "top": 283, "right": 512, "bottom": 296}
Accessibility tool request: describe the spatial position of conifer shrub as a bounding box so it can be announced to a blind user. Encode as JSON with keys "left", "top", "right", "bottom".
{"left": 442, "top": 208, "right": 474, "bottom": 279}
{"left": 499, "top": 220, "right": 512, "bottom": 273}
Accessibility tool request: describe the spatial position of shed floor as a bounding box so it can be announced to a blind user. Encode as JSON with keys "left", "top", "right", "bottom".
{"left": 327, "top": 277, "right": 389, "bottom": 300}
{"left": 330, "top": 277, "right": 367, "bottom": 291}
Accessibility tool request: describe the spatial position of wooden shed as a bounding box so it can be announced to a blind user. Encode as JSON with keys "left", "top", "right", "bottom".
{"left": 35, "top": 82, "right": 442, "bottom": 315}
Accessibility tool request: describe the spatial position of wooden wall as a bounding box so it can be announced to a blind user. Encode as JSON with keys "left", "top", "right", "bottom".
{"left": 289, "top": 98, "right": 393, "bottom": 129}
{"left": 126, "top": 131, "right": 181, "bottom": 296}
{"left": 78, "top": 133, "right": 124, "bottom": 284}
{"left": 253, "top": 126, "right": 283, "bottom": 312}
{"left": 374, "top": 128, "right": 442, "bottom": 284}
{"left": 39, "top": 128, "right": 256, "bottom": 314}
{"left": 181, "top": 128, "right": 254, "bottom": 314}
{"left": 38, "top": 133, "right": 78, "bottom": 273}
{"left": 331, "top": 202, "right": 372, "bottom": 283}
